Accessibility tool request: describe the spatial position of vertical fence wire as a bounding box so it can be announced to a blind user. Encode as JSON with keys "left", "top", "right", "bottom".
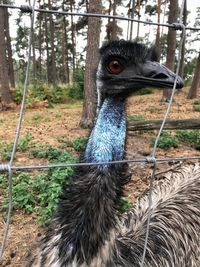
{"left": 140, "top": 1, "right": 186, "bottom": 265}
{"left": 0, "top": 0, "right": 36, "bottom": 261}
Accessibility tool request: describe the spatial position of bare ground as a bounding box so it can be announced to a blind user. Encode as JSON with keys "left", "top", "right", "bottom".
{"left": 0, "top": 89, "right": 200, "bottom": 267}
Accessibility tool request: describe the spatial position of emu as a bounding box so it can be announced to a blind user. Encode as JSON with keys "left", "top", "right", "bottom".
{"left": 26, "top": 40, "right": 200, "bottom": 267}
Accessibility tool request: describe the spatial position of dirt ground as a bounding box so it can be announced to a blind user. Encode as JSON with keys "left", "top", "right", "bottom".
{"left": 0, "top": 89, "right": 200, "bottom": 267}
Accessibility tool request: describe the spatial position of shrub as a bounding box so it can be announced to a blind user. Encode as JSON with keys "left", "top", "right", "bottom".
{"left": 193, "top": 100, "right": 200, "bottom": 105}
{"left": 67, "top": 83, "right": 83, "bottom": 100}
{"left": 0, "top": 142, "right": 12, "bottom": 161}
{"left": 18, "top": 132, "right": 32, "bottom": 152}
{"left": 13, "top": 82, "right": 70, "bottom": 106}
{"left": 176, "top": 130, "right": 200, "bottom": 150}
{"left": 193, "top": 105, "right": 200, "bottom": 112}
{"left": 151, "top": 131, "right": 178, "bottom": 150}
{"left": 118, "top": 197, "right": 132, "bottom": 213}
{"left": 0, "top": 133, "right": 31, "bottom": 161}
{"left": 2, "top": 146, "right": 77, "bottom": 225}
{"left": 65, "top": 136, "right": 88, "bottom": 152}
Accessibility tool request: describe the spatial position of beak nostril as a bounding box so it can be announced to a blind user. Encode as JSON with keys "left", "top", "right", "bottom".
{"left": 152, "top": 73, "right": 169, "bottom": 79}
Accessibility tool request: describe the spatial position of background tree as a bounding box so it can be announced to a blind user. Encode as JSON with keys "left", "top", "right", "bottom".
{"left": 0, "top": 5, "right": 12, "bottom": 105}
{"left": 187, "top": 6, "right": 200, "bottom": 99}
{"left": 105, "top": 0, "right": 123, "bottom": 41}
{"left": 80, "top": 0, "right": 102, "bottom": 128}
{"left": 178, "top": 0, "right": 187, "bottom": 78}
{"left": 4, "top": 4, "right": 15, "bottom": 88}
{"left": 187, "top": 52, "right": 200, "bottom": 99}
{"left": 162, "top": 0, "right": 179, "bottom": 102}
{"left": 155, "top": 0, "right": 161, "bottom": 55}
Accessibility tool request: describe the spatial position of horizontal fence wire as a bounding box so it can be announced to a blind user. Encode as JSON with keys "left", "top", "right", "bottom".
{"left": 0, "top": 156, "right": 200, "bottom": 173}
{"left": 0, "top": 4, "right": 200, "bottom": 31}
{"left": 0, "top": 0, "right": 200, "bottom": 265}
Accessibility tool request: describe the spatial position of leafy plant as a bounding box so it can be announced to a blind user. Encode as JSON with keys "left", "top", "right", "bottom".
{"left": 118, "top": 197, "right": 132, "bottom": 213}
{"left": 32, "top": 114, "right": 43, "bottom": 122}
{"left": 193, "top": 105, "right": 200, "bottom": 112}
{"left": 0, "top": 142, "right": 12, "bottom": 161}
{"left": 2, "top": 146, "right": 77, "bottom": 224}
{"left": 65, "top": 136, "right": 88, "bottom": 152}
{"left": 67, "top": 83, "right": 83, "bottom": 100}
{"left": 176, "top": 130, "right": 200, "bottom": 150}
{"left": 151, "top": 131, "right": 178, "bottom": 150}
{"left": 193, "top": 100, "right": 200, "bottom": 105}
{"left": 14, "top": 82, "right": 72, "bottom": 106}
{"left": 18, "top": 132, "right": 32, "bottom": 152}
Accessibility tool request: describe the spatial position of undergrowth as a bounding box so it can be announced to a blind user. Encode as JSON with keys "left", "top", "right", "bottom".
{"left": 128, "top": 114, "right": 145, "bottom": 121}
{"left": 0, "top": 145, "right": 77, "bottom": 225}
{"left": 151, "top": 130, "right": 200, "bottom": 150}
{"left": 13, "top": 80, "right": 83, "bottom": 108}
{"left": 0, "top": 136, "right": 133, "bottom": 224}
{"left": 0, "top": 132, "right": 32, "bottom": 161}
{"left": 176, "top": 130, "right": 200, "bottom": 150}
{"left": 151, "top": 131, "right": 178, "bottom": 149}
{"left": 58, "top": 136, "right": 88, "bottom": 152}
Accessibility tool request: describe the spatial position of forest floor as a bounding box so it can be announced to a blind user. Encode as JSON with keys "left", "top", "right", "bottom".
{"left": 0, "top": 88, "right": 200, "bottom": 267}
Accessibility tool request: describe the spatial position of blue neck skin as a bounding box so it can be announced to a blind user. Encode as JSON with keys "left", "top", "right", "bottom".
{"left": 85, "top": 97, "right": 126, "bottom": 169}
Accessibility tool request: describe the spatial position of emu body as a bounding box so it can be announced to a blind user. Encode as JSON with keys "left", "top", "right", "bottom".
{"left": 26, "top": 40, "right": 200, "bottom": 267}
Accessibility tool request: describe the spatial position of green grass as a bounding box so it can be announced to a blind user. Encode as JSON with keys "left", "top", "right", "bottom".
{"left": 145, "top": 106, "right": 159, "bottom": 113}
{"left": 128, "top": 114, "right": 145, "bottom": 122}
{"left": 32, "top": 114, "right": 43, "bottom": 122}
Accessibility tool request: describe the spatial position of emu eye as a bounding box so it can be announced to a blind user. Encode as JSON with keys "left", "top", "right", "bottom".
{"left": 107, "top": 60, "right": 123, "bottom": 74}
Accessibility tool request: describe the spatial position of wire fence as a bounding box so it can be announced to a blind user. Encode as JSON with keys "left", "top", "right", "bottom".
{"left": 0, "top": 1, "right": 200, "bottom": 266}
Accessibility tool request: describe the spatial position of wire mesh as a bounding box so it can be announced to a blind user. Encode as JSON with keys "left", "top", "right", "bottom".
{"left": 0, "top": 1, "right": 199, "bottom": 265}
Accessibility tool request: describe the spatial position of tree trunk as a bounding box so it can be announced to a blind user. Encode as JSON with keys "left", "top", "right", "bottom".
{"left": 45, "top": 13, "right": 51, "bottom": 83}
{"left": 155, "top": 0, "right": 161, "bottom": 58}
{"left": 129, "top": 0, "right": 135, "bottom": 40}
{"left": 32, "top": 25, "right": 36, "bottom": 81}
{"left": 70, "top": 0, "right": 76, "bottom": 77}
{"left": 61, "top": 14, "right": 69, "bottom": 83}
{"left": 4, "top": 7, "right": 15, "bottom": 88}
{"left": 48, "top": 0, "right": 56, "bottom": 84}
{"left": 80, "top": 0, "right": 102, "bottom": 129}
{"left": 162, "top": 0, "right": 179, "bottom": 102}
{"left": 187, "top": 51, "right": 200, "bottom": 99}
{"left": 38, "top": 5, "right": 43, "bottom": 80}
{"left": 178, "top": 0, "right": 187, "bottom": 78}
{"left": 136, "top": 0, "right": 141, "bottom": 39}
{"left": 0, "top": 7, "right": 12, "bottom": 104}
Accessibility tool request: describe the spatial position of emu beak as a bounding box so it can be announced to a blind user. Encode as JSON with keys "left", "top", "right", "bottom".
{"left": 140, "top": 61, "right": 184, "bottom": 89}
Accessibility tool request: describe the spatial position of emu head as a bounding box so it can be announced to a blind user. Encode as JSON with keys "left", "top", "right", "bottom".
{"left": 96, "top": 40, "right": 183, "bottom": 101}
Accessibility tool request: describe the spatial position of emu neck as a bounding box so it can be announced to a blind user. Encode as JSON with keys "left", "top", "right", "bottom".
{"left": 85, "top": 97, "right": 126, "bottom": 167}
{"left": 57, "top": 97, "right": 127, "bottom": 265}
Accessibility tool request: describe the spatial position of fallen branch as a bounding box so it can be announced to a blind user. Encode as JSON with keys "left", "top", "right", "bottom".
{"left": 128, "top": 119, "right": 200, "bottom": 131}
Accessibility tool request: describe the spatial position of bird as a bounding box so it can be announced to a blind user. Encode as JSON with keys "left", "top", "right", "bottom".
{"left": 26, "top": 40, "right": 200, "bottom": 267}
